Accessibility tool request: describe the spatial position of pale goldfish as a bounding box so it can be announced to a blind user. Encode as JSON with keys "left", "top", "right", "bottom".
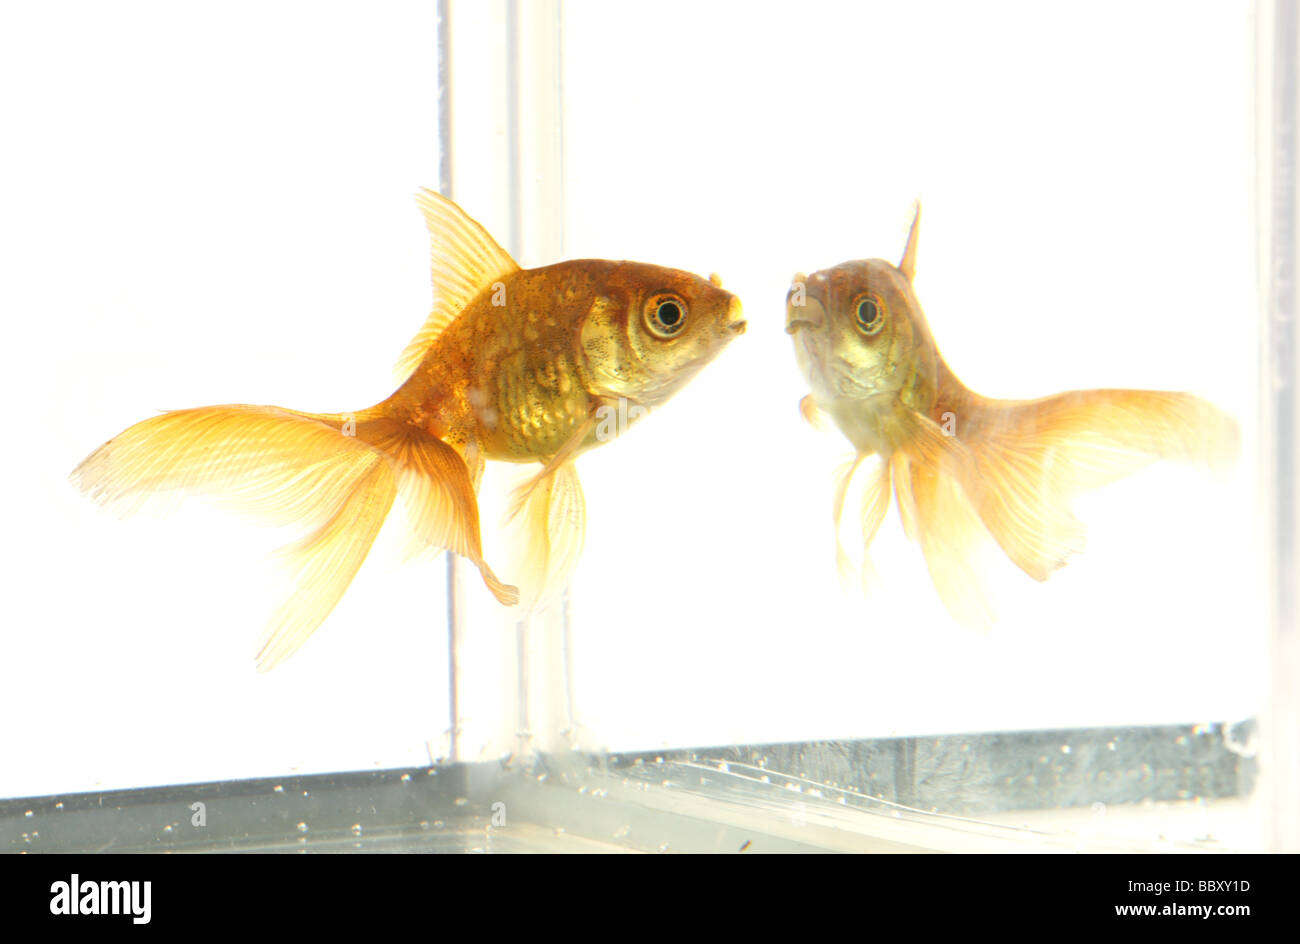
{"left": 74, "top": 190, "right": 745, "bottom": 668}
{"left": 785, "top": 205, "right": 1237, "bottom": 625}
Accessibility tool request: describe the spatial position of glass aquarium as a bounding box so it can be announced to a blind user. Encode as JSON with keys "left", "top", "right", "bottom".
{"left": 0, "top": 0, "right": 1293, "bottom": 853}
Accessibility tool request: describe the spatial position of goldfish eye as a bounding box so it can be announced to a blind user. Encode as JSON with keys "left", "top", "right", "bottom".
{"left": 852, "top": 293, "right": 885, "bottom": 336}
{"left": 644, "top": 293, "right": 688, "bottom": 339}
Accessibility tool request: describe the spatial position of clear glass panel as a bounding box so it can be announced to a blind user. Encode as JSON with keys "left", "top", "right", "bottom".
{"left": 560, "top": 0, "right": 1258, "bottom": 752}
{"left": 0, "top": 0, "right": 451, "bottom": 795}
{"left": 0, "top": 0, "right": 1290, "bottom": 854}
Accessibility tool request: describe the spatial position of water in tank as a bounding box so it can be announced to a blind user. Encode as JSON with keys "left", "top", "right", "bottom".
{"left": 0, "top": 0, "right": 1292, "bottom": 853}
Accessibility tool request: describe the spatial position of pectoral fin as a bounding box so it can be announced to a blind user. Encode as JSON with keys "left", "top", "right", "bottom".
{"left": 858, "top": 458, "right": 893, "bottom": 583}
{"left": 508, "top": 460, "right": 587, "bottom": 612}
{"left": 800, "top": 394, "right": 830, "bottom": 431}
{"left": 506, "top": 411, "right": 601, "bottom": 522}
{"left": 832, "top": 455, "right": 866, "bottom": 582}
{"left": 832, "top": 455, "right": 893, "bottom": 589}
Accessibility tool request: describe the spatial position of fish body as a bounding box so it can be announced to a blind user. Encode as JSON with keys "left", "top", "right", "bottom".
{"left": 786, "top": 205, "right": 1238, "bottom": 625}
{"left": 73, "top": 190, "right": 744, "bottom": 669}
{"left": 392, "top": 258, "right": 740, "bottom": 463}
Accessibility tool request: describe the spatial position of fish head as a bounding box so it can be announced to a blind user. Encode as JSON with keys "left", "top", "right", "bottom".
{"left": 578, "top": 262, "right": 746, "bottom": 409}
{"left": 786, "top": 256, "right": 939, "bottom": 417}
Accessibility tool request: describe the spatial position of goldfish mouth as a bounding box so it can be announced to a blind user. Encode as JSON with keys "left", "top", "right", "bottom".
{"left": 712, "top": 318, "right": 745, "bottom": 350}
{"left": 724, "top": 296, "right": 746, "bottom": 336}
{"left": 785, "top": 294, "right": 826, "bottom": 334}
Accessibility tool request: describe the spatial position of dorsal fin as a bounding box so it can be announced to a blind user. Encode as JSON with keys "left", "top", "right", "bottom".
{"left": 899, "top": 200, "right": 921, "bottom": 282}
{"left": 394, "top": 189, "right": 521, "bottom": 382}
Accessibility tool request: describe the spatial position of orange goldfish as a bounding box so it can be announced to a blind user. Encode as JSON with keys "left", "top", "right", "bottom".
{"left": 785, "top": 205, "right": 1237, "bottom": 625}
{"left": 74, "top": 189, "right": 745, "bottom": 669}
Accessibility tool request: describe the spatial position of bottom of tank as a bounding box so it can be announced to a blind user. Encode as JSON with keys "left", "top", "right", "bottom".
{"left": 1, "top": 720, "right": 1255, "bottom": 853}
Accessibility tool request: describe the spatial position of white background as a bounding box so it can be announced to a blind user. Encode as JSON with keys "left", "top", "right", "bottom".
{"left": 560, "top": 0, "right": 1260, "bottom": 750}
{"left": 0, "top": 1, "right": 451, "bottom": 796}
{"left": 0, "top": 0, "right": 1261, "bottom": 798}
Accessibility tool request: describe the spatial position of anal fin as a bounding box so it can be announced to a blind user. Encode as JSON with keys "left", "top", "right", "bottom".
{"left": 361, "top": 417, "right": 518, "bottom": 607}
{"left": 891, "top": 410, "right": 997, "bottom": 630}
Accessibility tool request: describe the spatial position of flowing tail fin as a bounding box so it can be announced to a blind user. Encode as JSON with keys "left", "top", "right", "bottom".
{"left": 886, "top": 386, "right": 1238, "bottom": 627}
{"left": 952, "top": 388, "right": 1239, "bottom": 582}
{"left": 72, "top": 404, "right": 516, "bottom": 670}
